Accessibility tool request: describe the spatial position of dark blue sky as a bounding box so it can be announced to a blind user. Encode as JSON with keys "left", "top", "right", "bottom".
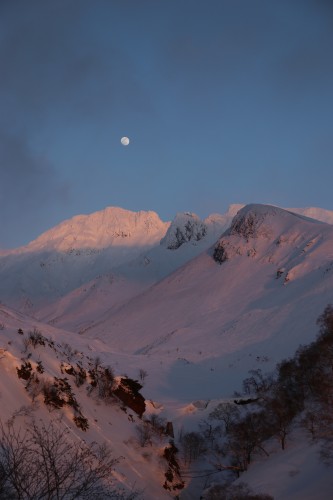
{"left": 1, "top": 0, "right": 333, "bottom": 248}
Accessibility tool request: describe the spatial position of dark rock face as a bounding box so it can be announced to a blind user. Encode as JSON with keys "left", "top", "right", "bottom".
{"left": 212, "top": 204, "right": 280, "bottom": 264}
{"left": 228, "top": 204, "right": 279, "bottom": 241}
{"left": 230, "top": 212, "right": 258, "bottom": 240}
{"left": 113, "top": 377, "right": 146, "bottom": 417}
{"left": 213, "top": 241, "right": 228, "bottom": 264}
{"left": 161, "top": 213, "right": 207, "bottom": 250}
{"left": 163, "top": 443, "right": 184, "bottom": 492}
{"left": 168, "top": 220, "right": 207, "bottom": 249}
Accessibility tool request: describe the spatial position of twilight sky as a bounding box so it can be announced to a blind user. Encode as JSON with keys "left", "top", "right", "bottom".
{"left": 1, "top": 0, "right": 333, "bottom": 248}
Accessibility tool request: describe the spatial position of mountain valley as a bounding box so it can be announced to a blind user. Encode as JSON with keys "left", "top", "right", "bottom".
{"left": 0, "top": 203, "right": 333, "bottom": 499}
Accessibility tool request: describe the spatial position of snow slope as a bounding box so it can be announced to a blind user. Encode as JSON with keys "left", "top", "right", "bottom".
{"left": 81, "top": 204, "right": 333, "bottom": 399}
{"left": 1, "top": 299, "right": 332, "bottom": 499}
{"left": 1, "top": 203, "right": 333, "bottom": 498}
{"left": 0, "top": 203, "right": 331, "bottom": 321}
{"left": 289, "top": 205, "right": 333, "bottom": 224}
{"left": 0, "top": 304, "right": 178, "bottom": 499}
{"left": 0, "top": 205, "right": 235, "bottom": 323}
{"left": 0, "top": 208, "right": 167, "bottom": 309}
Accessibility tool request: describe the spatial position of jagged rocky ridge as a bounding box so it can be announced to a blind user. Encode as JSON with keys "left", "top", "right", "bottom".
{"left": 84, "top": 203, "right": 333, "bottom": 363}
{"left": 160, "top": 212, "right": 207, "bottom": 249}
{"left": 213, "top": 204, "right": 332, "bottom": 279}
{"left": 0, "top": 206, "right": 235, "bottom": 317}
{"left": 1, "top": 202, "right": 333, "bottom": 331}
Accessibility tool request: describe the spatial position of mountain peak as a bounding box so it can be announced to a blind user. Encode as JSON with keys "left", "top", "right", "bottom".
{"left": 24, "top": 206, "right": 169, "bottom": 252}
{"left": 213, "top": 203, "right": 329, "bottom": 265}
{"left": 228, "top": 204, "right": 286, "bottom": 240}
{"left": 226, "top": 203, "right": 244, "bottom": 216}
{"left": 160, "top": 212, "right": 207, "bottom": 249}
{"left": 228, "top": 203, "right": 327, "bottom": 239}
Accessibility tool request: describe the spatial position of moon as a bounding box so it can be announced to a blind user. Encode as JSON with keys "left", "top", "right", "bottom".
{"left": 121, "top": 136, "right": 130, "bottom": 146}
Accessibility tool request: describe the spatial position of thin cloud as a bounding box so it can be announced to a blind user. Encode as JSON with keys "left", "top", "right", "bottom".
{"left": 0, "top": 0, "right": 152, "bottom": 129}
{"left": 0, "top": 130, "right": 69, "bottom": 247}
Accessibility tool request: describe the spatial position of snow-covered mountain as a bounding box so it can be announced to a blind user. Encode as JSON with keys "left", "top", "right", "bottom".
{"left": 80, "top": 204, "right": 333, "bottom": 397}
{"left": 0, "top": 208, "right": 167, "bottom": 309}
{"left": 25, "top": 207, "right": 169, "bottom": 252}
{"left": 0, "top": 205, "right": 235, "bottom": 320}
{"left": 1, "top": 202, "right": 333, "bottom": 499}
{"left": 289, "top": 205, "right": 333, "bottom": 224}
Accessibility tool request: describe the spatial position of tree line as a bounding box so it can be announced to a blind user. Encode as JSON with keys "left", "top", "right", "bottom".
{"left": 178, "top": 304, "right": 333, "bottom": 498}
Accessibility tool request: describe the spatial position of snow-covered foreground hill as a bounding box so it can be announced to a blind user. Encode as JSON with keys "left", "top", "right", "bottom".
{"left": 0, "top": 305, "right": 180, "bottom": 499}
{"left": 1, "top": 202, "right": 333, "bottom": 498}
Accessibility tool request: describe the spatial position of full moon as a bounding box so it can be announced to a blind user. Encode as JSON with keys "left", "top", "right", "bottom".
{"left": 121, "top": 136, "right": 130, "bottom": 146}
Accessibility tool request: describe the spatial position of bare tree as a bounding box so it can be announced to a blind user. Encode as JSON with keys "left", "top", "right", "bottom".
{"left": 146, "top": 414, "right": 166, "bottom": 437}
{"left": 227, "top": 411, "right": 270, "bottom": 471}
{"left": 205, "top": 481, "right": 273, "bottom": 500}
{"left": 264, "top": 389, "right": 298, "bottom": 450}
{"left": 181, "top": 432, "right": 206, "bottom": 464}
{"left": 136, "top": 421, "right": 153, "bottom": 448}
{"left": 96, "top": 366, "right": 115, "bottom": 400}
{"left": 138, "top": 369, "right": 148, "bottom": 384}
{"left": 88, "top": 361, "right": 115, "bottom": 402}
{"left": 209, "top": 402, "right": 240, "bottom": 435}
{"left": 0, "top": 418, "right": 136, "bottom": 499}
{"left": 242, "top": 369, "right": 274, "bottom": 398}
